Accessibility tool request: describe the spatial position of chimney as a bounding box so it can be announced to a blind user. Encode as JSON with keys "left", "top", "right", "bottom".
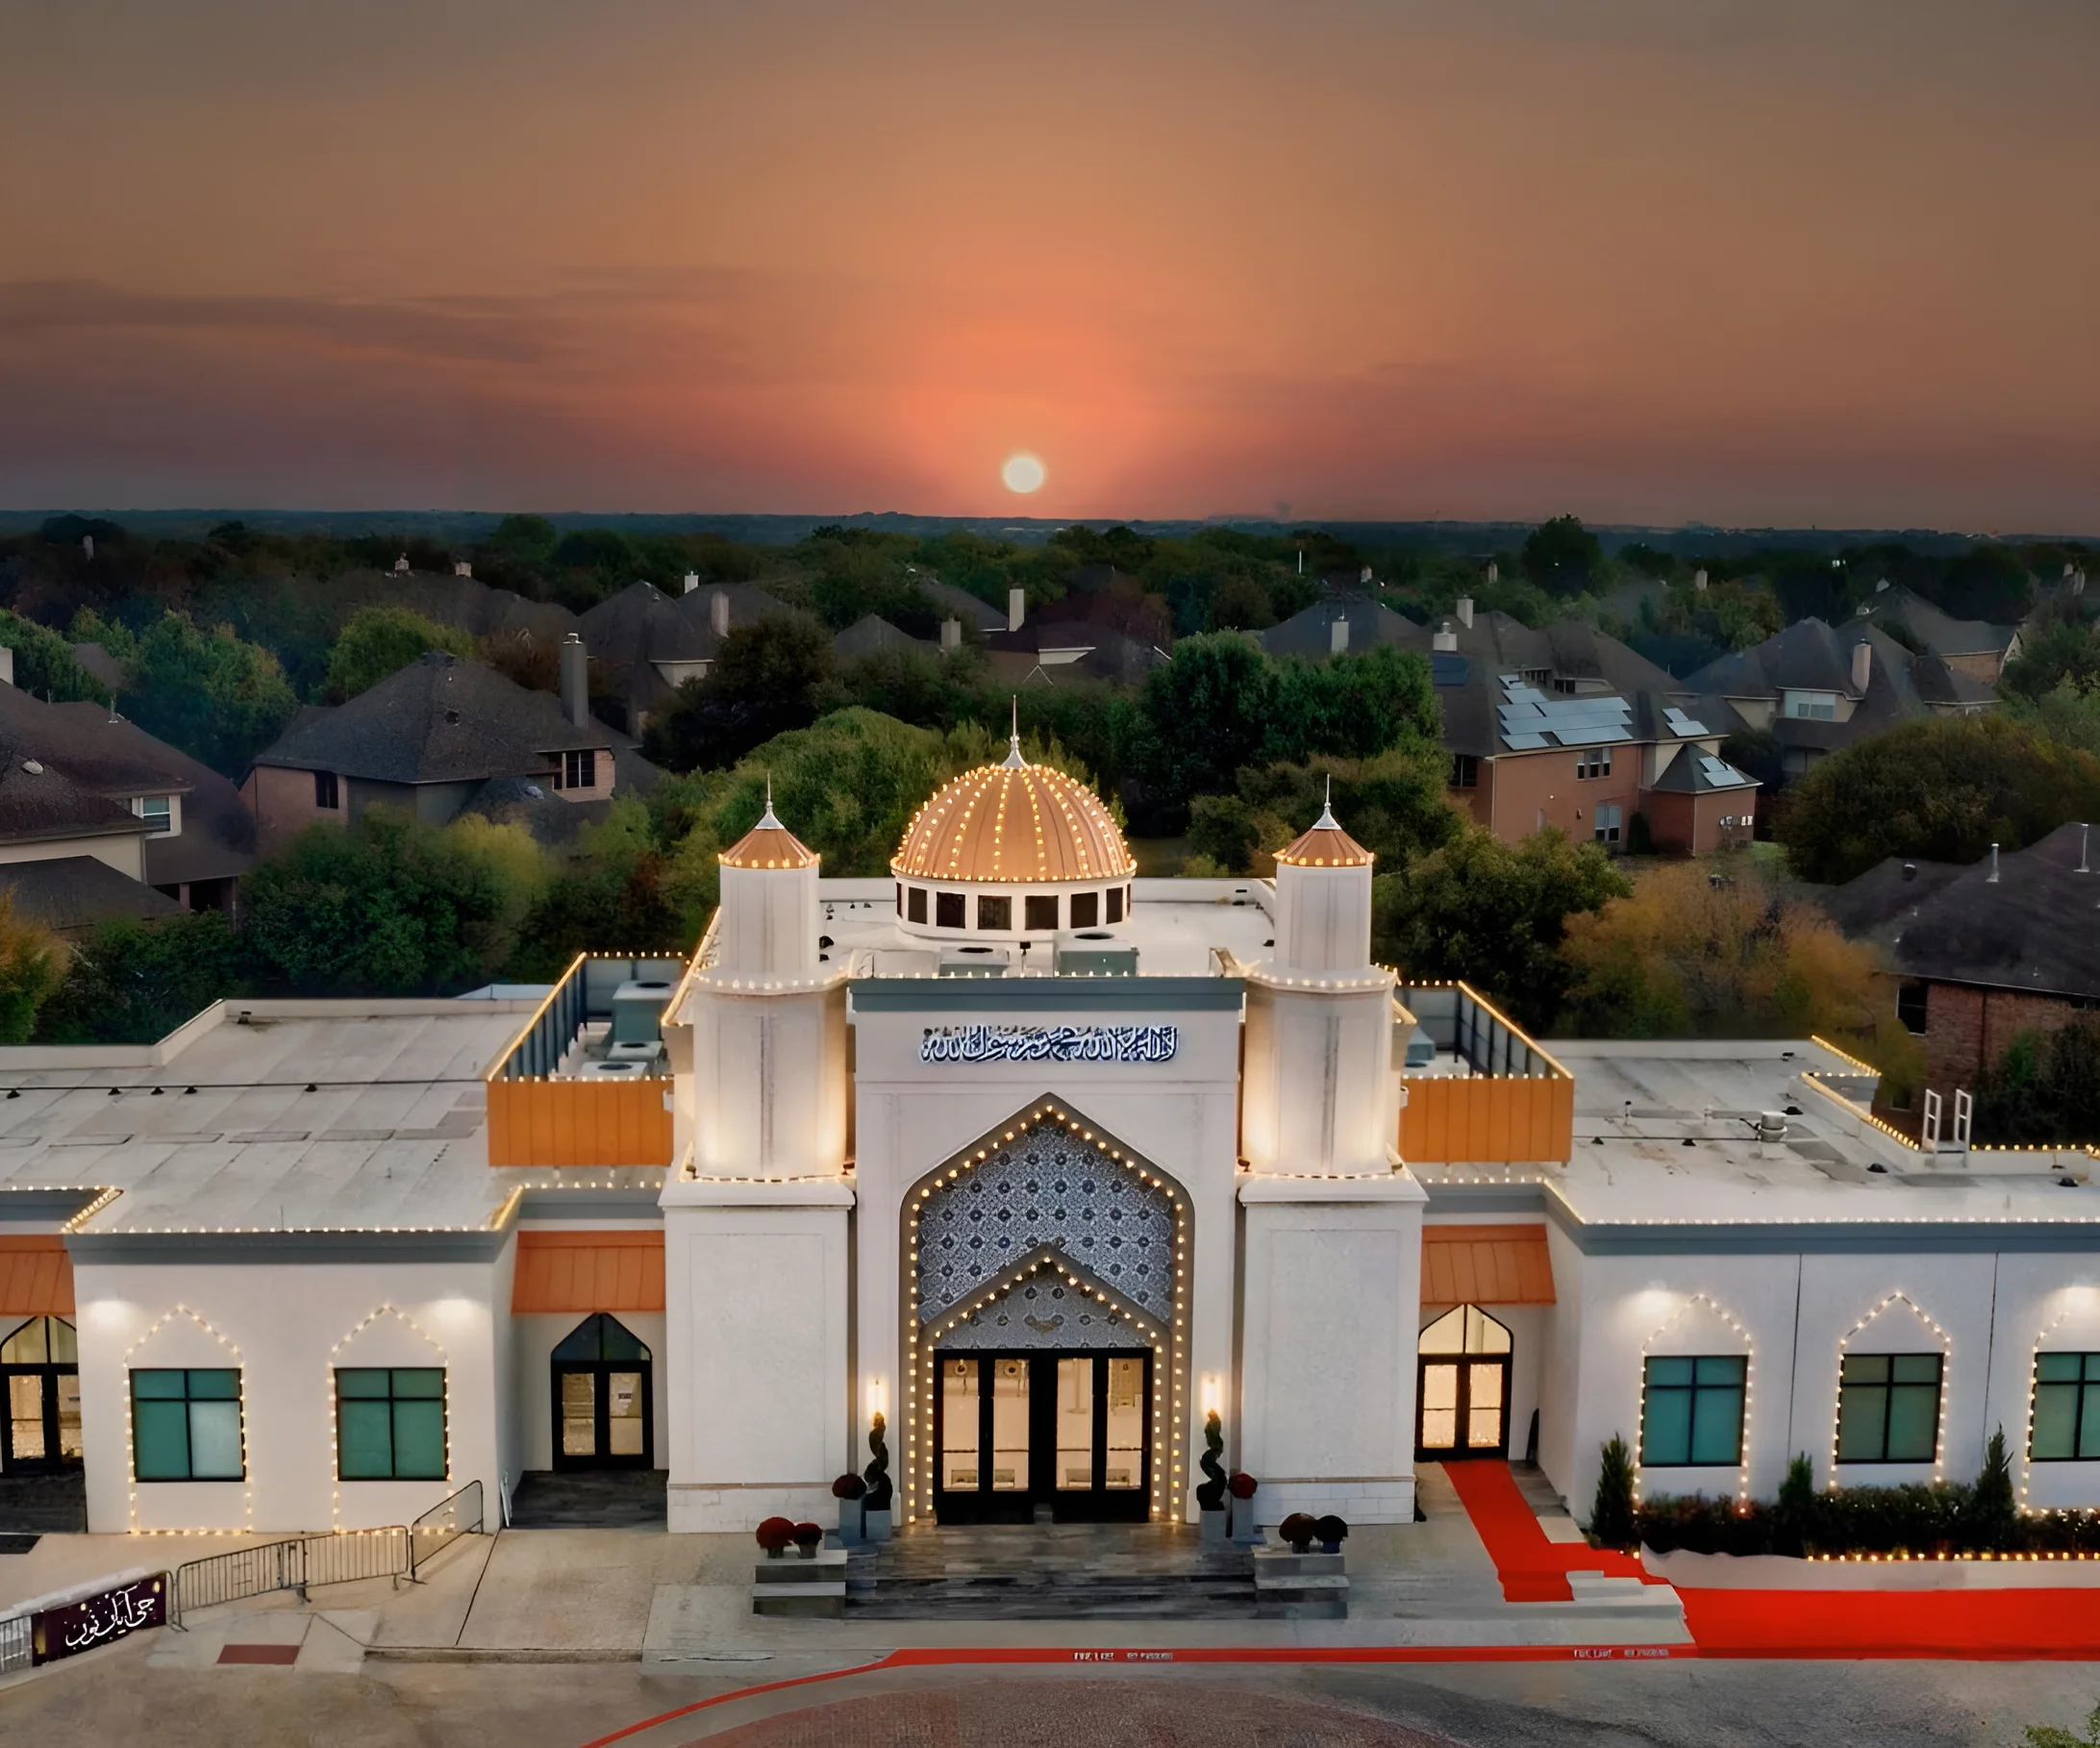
{"left": 1008, "top": 587, "right": 1027, "bottom": 634}
{"left": 1359, "top": 565, "right": 1373, "bottom": 586}
{"left": 1987, "top": 842, "right": 2000, "bottom": 884}
{"left": 939, "top": 617, "right": 961, "bottom": 653}
{"left": 1455, "top": 595, "right": 1474, "bottom": 629}
{"left": 1329, "top": 616, "right": 1350, "bottom": 656}
{"left": 1693, "top": 567, "right": 1709, "bottom": 592}
{"left": 1485, "top": 561, "right": 1499, "bottom": 585}
{"left": 393, "top": 554, "right": 410, "bottom": 575}
{"left": 561, "top": 633, "right": 588, "bottom": 729}
{"left": 1851, "top": 639, "right": 1872, "bottom": 693}
{"left": 453, "top": 561, "right": 472, "bottom": 578}
{"left": 2076, "top": 570, "right": 2089, "bottom": 597}
{"left": 0, "top": 647, "right": 12, "bottom": 687}
{"left": 1901, "top": 861, "right": 1917, "bottom": 883}
{"left": 1432, "top": 621, "right": 1459, "bottom": 654}
{"left": 2079, "top": 824, "right": 2090, "bottom": 875}
{"left": 684, "top": 571, "right": 699, "bottom": 595}
{"left": 83, "top": 535, "right": 94, "bottom": 562}
{"left": 710, "top": 589, "right": 730, "bottom": 637}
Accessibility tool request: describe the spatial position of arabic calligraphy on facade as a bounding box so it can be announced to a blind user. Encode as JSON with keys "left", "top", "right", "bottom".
{"left": 918, "top": 1024, "right": 1180, "bottom": 1065}
{"left": 30, "top": 1576, "right": 167, "bottom": 1665}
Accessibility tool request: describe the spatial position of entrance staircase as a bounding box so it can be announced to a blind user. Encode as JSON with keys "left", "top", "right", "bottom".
{"left": 843, "top": 1521, "right": 1259, "bottom": 1619}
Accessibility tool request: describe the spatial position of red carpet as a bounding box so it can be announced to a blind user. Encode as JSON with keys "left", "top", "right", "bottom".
{"left": 1441, "top": 1460, "right": 1663, "bottom": 1602}
{"left": 1681, "top": 1585, "right": 2100, "bottom": 1659}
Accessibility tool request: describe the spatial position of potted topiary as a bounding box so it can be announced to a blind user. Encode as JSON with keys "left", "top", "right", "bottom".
{"left": 832, "top": 1472, "right": 868, "bottom": 1545}
{"left": 1279, "top": 1512, "right": 1317, "bottom": 1554}
{"left": 1228, "top": 1471, "right": 1261, "bottom": 1543}
{"left": 791, "top": 1521, "right": 823, "bottom": 1559}
{"left": 1315, "top": 1514, "right": 1349, "bottom": 1555}
{"left": 862, "top": 1411, "right": 894, "bottom": 1543}
{"left": 1196, "top": 1411, "right": 1229, "bottom": 1543}
{"left": 755, "top": 1516, "right": 795, "bottom": 1560}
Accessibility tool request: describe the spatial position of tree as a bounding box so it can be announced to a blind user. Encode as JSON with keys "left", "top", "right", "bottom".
{"left": 1771, "top": 715, "right": 2100, "bottom": 885}
{"left": 34, "top": 911, "right": 246, "bottom": 1045}
{"left": 642, "top": 612, "right": 838, "bottom": 772}
{"left": 1520, "top": 515, "right": 1603, "bottom": 596}
{"left": 2002, "top": 620, "right": 2100, "bottom": 701}
{"left": 2024, "top": 1703, "right": 2100, "bottom": 1748}
{"left": 324, "top": 605, "right": 475, "bottom": 701}
{"left": 0, "top": 897, "right": 65, "bottom": 1043}
{"left": 2006, "top": 684, "right": 2100, "bottom": 759}
{"left": 1932, "top": 544, "right": 2031, "bottom": 623}
{"left": 1194, "top": 749, "right": 1465, "bottom": 874}
{"left": 1372, "top": 827, "right": 1629, "bottom": 1033}
{"left": 1589, "top": 1436, "right": 1636, "bottom": 1547}
{"left": 1973, "top": 1017, "right": 2100, "bottom": 1146}
{"left": 1558, "top": 860, "right": 1898, "bottom": 1046}
{"left": 1133, "top": 635, "right": 1281, "bottom": 833}
{"left": 0, "top": 609, "right": 106, "bottom": 703}
{"left": 507, "top": 801, "right": 685, "bottom": 981}
{"left": 242, "top": 809, "right": 543, "bottom": 995}
{"left": 1264, "top": 646, "right": 1441, "bottom": 764}
{"left": 123, "top": 611, "right": 299, "bottom": 775}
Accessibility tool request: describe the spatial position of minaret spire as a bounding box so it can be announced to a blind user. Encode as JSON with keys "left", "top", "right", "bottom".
{"left": 758, "top": 773, "right": 781, "bottom": 828}
{"left": 1316, "top": 773, "right": 1338, "bottom": 829}
{"left": 1003, "top": 696, "right": 1026, "bottom": 769}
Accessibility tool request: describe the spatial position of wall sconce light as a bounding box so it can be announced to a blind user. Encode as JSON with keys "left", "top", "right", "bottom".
{"left": 867, "top": 1375, "right": 888, "bottom": 1423}
{"left": 1200, "top": 1373, "right": 1222, "bottom": 1419}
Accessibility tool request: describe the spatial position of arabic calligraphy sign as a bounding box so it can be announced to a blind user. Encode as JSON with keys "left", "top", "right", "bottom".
{"left": 918, "top": 1023, "right": 1179, "bottom": 1065}
{"left": 32, "top": 1575, "right": 167, "bottom": 1664}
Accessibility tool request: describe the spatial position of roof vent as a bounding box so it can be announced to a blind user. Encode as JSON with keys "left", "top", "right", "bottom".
{"left": 444, "top": 708, "right": 461, "bottom": 725}
{"left": 19, "top": 759, "right": 39, "bottom": 774}
{"left": 1901, "top": 862, "right": 1916, "bottom": 882}
{"left": 1987, "top": 842, "right": 2000, "bottom": 884}
{"left": 2079, "top": 823, "right": 2090, "bottom": 875}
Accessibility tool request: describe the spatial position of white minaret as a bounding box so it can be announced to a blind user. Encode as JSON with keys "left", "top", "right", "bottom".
{"left": 670, "top": 786, "right": 848, "bottom": 1179}
{"left": 660, "top": 791, "right": 855, "bottom": 1534}
{"left": 1239, "top": 783, "right": 1399, "bottom": 1174}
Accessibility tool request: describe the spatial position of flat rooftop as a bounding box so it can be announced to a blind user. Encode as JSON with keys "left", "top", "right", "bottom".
{"left": 0, "top": 1001, "right": 661, "bottom": 1237}
{"left": 1415, "top": 1039, "right": 2100, "bottom": 1236}
{"left": 820, "top": 877, "right": 1277, "bottom": 979}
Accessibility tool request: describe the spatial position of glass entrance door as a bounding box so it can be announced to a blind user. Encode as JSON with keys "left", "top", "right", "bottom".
{"left": 550, "top": 1313, "right": 653, "bottom": 1470}
{"left": 2, "top": 1317, "right": 82, "bottom": 1473}
{"left": 934, "top": 1350, "right": 1151, "bottom": 1522}
{"left": 1415, "top": 1304, "right": 1512, "bottom": 1461}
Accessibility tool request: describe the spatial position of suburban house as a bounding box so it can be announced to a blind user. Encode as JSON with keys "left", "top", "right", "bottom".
{"left": 832, "top": 614, "right": 937, "bottom": 661}
{"left": 1682, "top": 619, "right": 1997, "bottom": 784}
{"left": 0, "top": 682, "right": 255, "bottom": 931}
{"left": 580, "top": 578, "right": 794, "bottom": 732}
{"left": 242, "top": 643, "right": 652, "bottom": 853}
{"left": 1262, "top": 597, "right": 1422, "bottom": 660}
{"left": 1819, "top": 822, "right": 2100, "bottom": 1140}
{"left": 1843, "top": 585, "right": 2023, "bottom": 686}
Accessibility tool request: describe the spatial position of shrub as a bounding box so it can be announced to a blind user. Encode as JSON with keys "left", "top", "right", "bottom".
{"left": 755, "top": 1516, "right": 794, "bottom": 1556}
{"left": 1589, "top": 1436, "right": 1636, "bottom": 1549}
{"left": 832, "top": 1473, "right": 866, "bottom": 1501}
{"left": 1228, "top": 1472, "right": 1258, "bottom": 1501}
{"left": 1279, "top": 1512, "right": 1317, "bottom": 1552}
{"left": 791, "top": 1521, "right": 823, "bottom": 1552}
{"left": 1314, "top": 1514, "right": 1349, "bottom": 1550}
{"left": 1196, "top": 1410, "right": 1228, "bottom": 1511}
{"left": 1969, "top": 1426, "right": 2016, "bottom": 1551}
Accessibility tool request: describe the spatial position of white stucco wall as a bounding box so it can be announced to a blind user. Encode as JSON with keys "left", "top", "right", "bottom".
{"left": 71, "top": 1256, "right": 503, "bottom": 1535}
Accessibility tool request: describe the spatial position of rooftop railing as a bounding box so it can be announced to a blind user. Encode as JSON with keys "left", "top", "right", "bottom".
{"left": 1395, "top": 982, "right": 1574, "bottom": 1165}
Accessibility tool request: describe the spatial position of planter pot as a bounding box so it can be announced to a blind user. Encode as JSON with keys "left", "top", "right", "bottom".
{"left": 1320, "top": 1540, "right": 1342, "bottom": 1555}
{"left": 796, "top": 1544, "right": 818, "bottom": 1560}
{"left": 862, "top": 1508, "right": 893, "bottom": 1544}
{"left": 833, "top": 1513, "right": 862, "bottom": 1547}
{"left": 1200, "top": 1508, "right": 1227, "bottom": 1545}
{"left": 763, "top": 1547, "right": 786, "bottom": 1560}
{"left": 1286, "top": 1541, "right": 1312, "bottom": 1556}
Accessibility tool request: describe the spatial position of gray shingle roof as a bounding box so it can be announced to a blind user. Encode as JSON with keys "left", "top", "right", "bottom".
{"left": 833, "top": 614, "right": 935, "bottom": 660}
{"left": 1846, "top": 586, "right": 2019, "bottom": 660}
{"left": 253, "top": 653, "right": 612, "bottom": 785}
{"left": 0, "top": 753, "right": 149, "bottom": 845}
{"left": 0, "top": 855, "right": 183, "bottom": 934}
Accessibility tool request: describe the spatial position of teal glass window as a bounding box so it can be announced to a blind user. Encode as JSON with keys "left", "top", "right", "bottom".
{"left": 1640, "top": 1355, "right": 1746, "bottom": 1466}
{"left": 1837, "top": 1353, "right": 1942, "bottom": 1462}
{"left": 2030, "top": 1353, "right": 2100, "bottom": 1462}
{"left": 131, "top": 1368, "right": 243, "bottom": 1480}
{"left": 336, "top": 1367, "right": 447, "bottom": 1480}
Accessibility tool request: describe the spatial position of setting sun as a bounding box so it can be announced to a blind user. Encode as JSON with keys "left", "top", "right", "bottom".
{"left": 1001, "top": 453, "right": 1046, "bottom": 494}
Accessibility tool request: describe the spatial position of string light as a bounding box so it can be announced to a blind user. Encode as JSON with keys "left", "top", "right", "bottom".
{"left": 327, "top": 1305, "right": 449, "bottom": 1531}
{"left": 1636, "top": 1291, "right": 1755, "bottom": 1508}
{"left": 122, "top": 1306, "right": 252, "bottom": 1536}
{"left": 1828, "top": 1292, "right": 1953, "bottom": 1488}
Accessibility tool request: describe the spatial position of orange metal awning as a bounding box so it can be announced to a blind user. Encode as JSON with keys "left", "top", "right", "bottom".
{"left": 0, "top": 1236, "right": 74, "bottom": 1316}
{"left": 512, "top": 1231, "right": 664, "bottom": 1314}
{"left": 1420, "top": 1223, "right": 1554, "bottom": 1306}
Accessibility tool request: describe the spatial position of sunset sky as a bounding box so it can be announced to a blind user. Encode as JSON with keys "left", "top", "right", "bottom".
{"left": 4, "top": 1, "right": 2097, "bottom": 529}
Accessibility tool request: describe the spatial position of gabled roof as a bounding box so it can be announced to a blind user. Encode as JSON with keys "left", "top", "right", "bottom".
{"left": 1846, "top": 585, "right": 2019, "bottom": 660}
{"left": 1872, "top": 822, "right": 2100, "bottom": 1001}
{"left": 252, "top": 653, "right": 612, "bottom": 786}
{"left": 1683, "top": 617, "right": 1862, "bottom": 699}
{"left": 0, "top": 754, "right": 149, "bottom": 845}
{"left": 1260, "top": 598, "right": 1420, "bottom": 659}
{"left": 1646, "top": 746, "right": 1759, "bottom": 794}
{"left": 833, "top": 614, "right": 935, "bottom": 661}
{"left": 916, "top": 579, "right": 1008, "bottom": 633}
{"left": 0, "top": 855, "right": 182, "bottom": 934}
{"left": 1816, "top": 855, "right": 1964, "bottom": 945}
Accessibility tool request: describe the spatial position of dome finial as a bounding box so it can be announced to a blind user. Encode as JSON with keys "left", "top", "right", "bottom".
{"left": 1003, "top": 695, "right": 1026, "bottom": 769}
{"left": 1316, "top": 772, "right": 1339, "bottom": 830}
{"left": 758, "top": 773, "right": 782, "bottom": 829}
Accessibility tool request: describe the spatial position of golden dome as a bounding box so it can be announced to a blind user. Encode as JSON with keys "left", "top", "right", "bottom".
{"left": 892, "top": 741, "right": 1133, "bottom": 886}
{"left": 719, "top": 794, "right": 816, "bottom": 870}
{"left": 1275, "top": 793, "right": 1372, "bottom": 868}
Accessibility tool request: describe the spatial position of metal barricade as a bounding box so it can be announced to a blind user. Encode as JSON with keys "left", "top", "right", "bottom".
{"left": 171, "top": 1528, "right": 410, "bottom": 1627}
{"left": 410, "top": 1480, "right": 484, "bottom": 1581}
{"left": 0, "top": 1610, "right": 31, "bottom": 1675}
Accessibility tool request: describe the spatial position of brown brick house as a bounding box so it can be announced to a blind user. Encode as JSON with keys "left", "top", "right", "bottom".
{"left": 1821, "top": 822, "right": 2100, "bottom": 1137}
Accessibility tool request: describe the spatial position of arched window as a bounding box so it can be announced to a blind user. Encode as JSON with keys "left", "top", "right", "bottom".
{"left": 550, "top": 1314, "right": 652, "bottom": 1471}
{"left": 1416, "top": 1306, "right": 1512, "bottom": 1459}
{"left": 3, "top": 1316, "right": 81, "bottom": 1470}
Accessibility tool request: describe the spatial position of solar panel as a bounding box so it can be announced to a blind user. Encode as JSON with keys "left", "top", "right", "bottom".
{"left": 1431, "top": 653, "right": 1468, "bottom": 687}
{"left": 1561, "top": 726, "right": 1635, "bottom": 746}
{"left": 1503, "top": 733, "right": 1549, "bottom": 750}
{"left": 1662, "top": 706, "right": 1709, "bottom": 737}
{"left": 1700, "top": 756, "right": 1744, "bottom": 787}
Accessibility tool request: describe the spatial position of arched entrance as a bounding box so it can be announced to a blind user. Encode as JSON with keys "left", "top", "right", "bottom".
{"left": 2, "top": 1316, "right": 80, "bottom": 1473}
{"left": 903, "top": 1100, "right": 1189, "bottom": 1525}
{"left": 551, "top": 1313, "right": 653, "bottom": 1471}
{"left": 1415, "top": 1305, "right": 1512, "bottom": 1461}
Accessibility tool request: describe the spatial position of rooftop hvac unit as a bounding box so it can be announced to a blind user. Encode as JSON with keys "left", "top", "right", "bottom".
{"left": 610, "top": 980, "right": 675, "bottom": 1047}
{"left": 578, "top": 1059, "right": 652, "bottom": 1081}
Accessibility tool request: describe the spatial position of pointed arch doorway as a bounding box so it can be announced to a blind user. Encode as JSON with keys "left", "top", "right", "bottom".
{"left": 551, "top": 1313, "right": 653, "bottom": 1471}
{"left": 1415, "top": 1305, "right": 1512, "bottom": 1461}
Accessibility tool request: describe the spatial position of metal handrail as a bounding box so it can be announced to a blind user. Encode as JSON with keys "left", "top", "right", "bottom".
{"left": 170, "top": 1528, "right": 409, "bottom": 1628}
{"left": 409, "top": 1479, "right": 484, "bottom": 1581}
{"left": 0, "top": 1609, "right": 30, "bottom": 1676}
